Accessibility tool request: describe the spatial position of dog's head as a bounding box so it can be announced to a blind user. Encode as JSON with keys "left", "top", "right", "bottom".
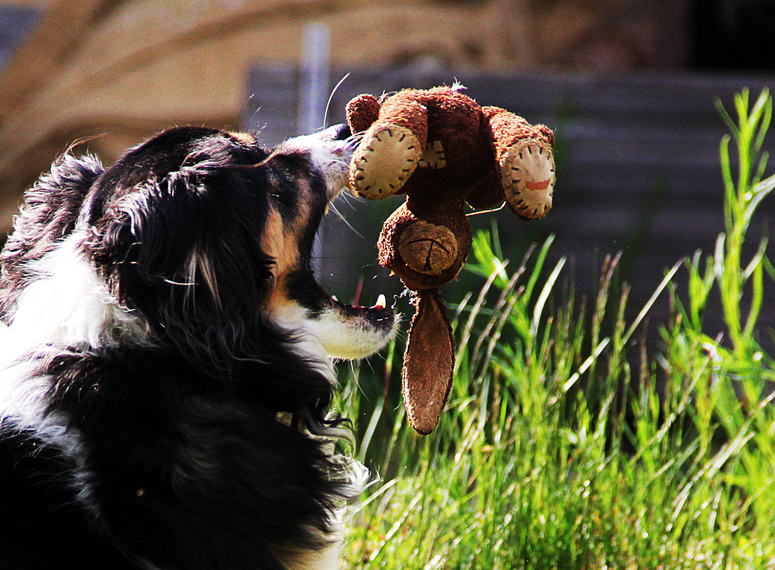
{"left": 80, "top": 125, "right": 397, "bottom": 374}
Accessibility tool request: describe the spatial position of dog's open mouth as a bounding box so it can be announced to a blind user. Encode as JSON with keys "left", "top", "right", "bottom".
{"left": 291, "top": 284, "right": 397, "bottom": 361}
{"left": 330, "top": 292, "right": 395, "bottom": 327}
{"left": 307, "top": 272, "right": 398, "bottom": 360}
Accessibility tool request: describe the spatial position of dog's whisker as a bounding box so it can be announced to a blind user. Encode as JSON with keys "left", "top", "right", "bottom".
{"left": 326, "top": 202, "right": 364, "bottom": 239}
{"left": 323, "top": 72, "right": 351, "bottom": 128}
{"left": 163, "top": 279, "right": 197, "bottom": 286}
{"left": 346, "top": 132, "right": 365, "bottom": 146}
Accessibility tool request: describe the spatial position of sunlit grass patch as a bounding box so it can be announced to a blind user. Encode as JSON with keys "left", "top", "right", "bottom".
{"left": 338, "top": 89, "right": 775, "bottom": 570}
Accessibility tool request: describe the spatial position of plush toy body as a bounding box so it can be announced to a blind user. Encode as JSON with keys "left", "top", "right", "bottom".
{"left": 347, "top": 86, "right": 555, "bottom": 434}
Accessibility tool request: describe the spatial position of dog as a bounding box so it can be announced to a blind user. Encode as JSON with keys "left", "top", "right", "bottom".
{"left": 0, "top": 124, "right": 399, "bottom": 569}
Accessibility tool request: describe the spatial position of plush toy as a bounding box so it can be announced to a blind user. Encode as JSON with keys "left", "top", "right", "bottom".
{"left": 346, "top": 86, "right": 555, "bottom": 434}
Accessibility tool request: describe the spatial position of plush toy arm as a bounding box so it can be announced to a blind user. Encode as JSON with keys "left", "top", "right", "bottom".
{"left": 483, "top": 106, "right": 556, "bottom": 221}
{"left": 348, "top": 97, "right": 428, "bottom": 200}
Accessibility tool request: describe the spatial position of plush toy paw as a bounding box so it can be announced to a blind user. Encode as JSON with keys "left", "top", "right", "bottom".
{"left": 349, "top": 125, "right": 421, "bottom": 200}
{"left": 398, "top": 220, "right": 458, "bottom": 276}
{"left": 500, "top": 141, "right": 555, "bottom": 220}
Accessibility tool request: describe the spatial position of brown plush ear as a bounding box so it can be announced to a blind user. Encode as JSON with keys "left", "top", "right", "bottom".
{"left": 346, "top": 94, "right": 381, "bottom": 134}
{"left": 402, "top": 288, "right": 455, "bottom": 435}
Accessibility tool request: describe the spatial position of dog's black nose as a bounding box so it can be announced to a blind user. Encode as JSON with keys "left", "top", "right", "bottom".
{"left": 332, "top": 123, "right": 351, "bottom": 141}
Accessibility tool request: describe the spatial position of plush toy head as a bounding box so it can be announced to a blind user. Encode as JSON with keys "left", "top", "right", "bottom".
{"left": 346, "top": 86, "right": 555, "bottom": 434}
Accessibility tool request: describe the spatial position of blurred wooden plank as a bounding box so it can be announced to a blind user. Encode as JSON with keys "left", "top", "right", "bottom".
{"left": 0, "top": 1, "right": 535, "bottom": 232}
{"left": 0, "top": 0, "right": 111, "bottom": 119}
{"left": 0, "top": 3, "right": 41, "bottom": 69}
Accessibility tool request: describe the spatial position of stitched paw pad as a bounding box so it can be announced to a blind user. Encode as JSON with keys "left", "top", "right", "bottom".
{"left": 349, "top": 125, "right": 421, "bottom": 200}
{"left": 398, "top": 221, "right": 458, "bottom": 276}
{"left": 501, "top": 142, "right": 555, "bottom": 220}
{"left": 419, "top": 140, "right": 446, "bottom": 169}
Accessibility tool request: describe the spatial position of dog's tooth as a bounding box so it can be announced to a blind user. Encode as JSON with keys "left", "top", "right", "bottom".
{"left": 331, "top": 295, "right": 339, "bottom": 302}
{"left": 375, "top": 294, "right": 386, "bottom": 309}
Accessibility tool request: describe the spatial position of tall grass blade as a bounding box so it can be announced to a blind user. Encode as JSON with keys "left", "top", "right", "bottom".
{"left": 531, "top": 257, "right": 566, "bottom": 338}
{"left": 623, "top": 260, "right": 681, "bottom": 346}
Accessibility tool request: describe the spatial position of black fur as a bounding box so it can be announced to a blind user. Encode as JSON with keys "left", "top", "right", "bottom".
{"left": 0, "top": 152, "right": 103, "bottom": 319}
{"left": 85, "top": 127, "right": 281, "bottom": 374}
{"left": 0, "top": 126, "right": 362, "bottom": 569}
{"left": 38, "top": 348, "right": 344, "bottom": 570}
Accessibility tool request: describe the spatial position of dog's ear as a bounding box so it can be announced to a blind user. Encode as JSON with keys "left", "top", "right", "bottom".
{"left": 0, "top": 153, "right": 103, "bottom": 319}
{"left": 86, "top": 163, "right": 276, "bottom": 368}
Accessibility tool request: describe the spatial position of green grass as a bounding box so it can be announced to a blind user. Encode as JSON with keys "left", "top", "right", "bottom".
{"left": 335, "top": 88, "right": 775, "bottom": 569}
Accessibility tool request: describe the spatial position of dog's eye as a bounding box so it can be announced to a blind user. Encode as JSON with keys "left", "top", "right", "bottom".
{"left": 264, "top": 167, "right": 299, "bottom": 215}
{"left": 266, "top": 168, "right": 283, "bottom": 189}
